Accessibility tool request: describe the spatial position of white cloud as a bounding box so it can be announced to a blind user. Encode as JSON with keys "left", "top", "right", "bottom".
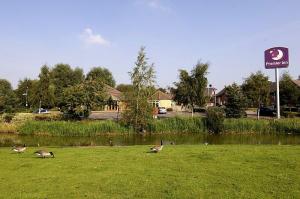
{"left": 80, "top": 28, "right": 110, "bottom": 46}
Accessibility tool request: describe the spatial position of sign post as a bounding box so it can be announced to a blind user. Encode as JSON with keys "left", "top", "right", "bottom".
{"left": 264, "top": 47, "right": 289, "bottom": 119}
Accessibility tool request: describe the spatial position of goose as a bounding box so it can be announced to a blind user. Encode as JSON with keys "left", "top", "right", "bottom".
{"left": 150, "top": 140, "right": 163, "bottom": 153}
{"left": 109, "top": 139, "right": 113, "bottom": 147}
{"left": 34, "top": 150, "right": 55, "bottom": 158}
{"left": 12, "top": 144, "right": 26, "bottom": 153}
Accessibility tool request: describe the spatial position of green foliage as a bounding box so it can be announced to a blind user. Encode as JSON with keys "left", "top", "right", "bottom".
{"left": 279, "top": 72, "right": 300, "bottom": 106}
{"left": 122, "top": 47, "right": 156, "bottom": 132}
{"left": 86, "top": 67, "right": 116, "bottom": 87}
{"left": 2, "top": 113, "right": 15, "bottom": 123}
{"left": 51, "top": 64, "right": 85, "bottom": 107}
{"left": 0, "top": 79, "right": 16, "bottom": 113}
{"left": 15, "top": 78, "right": 34, "bottom": 108}
{"left": 271, "top": 119, "right": 300, "bottom": 134}
{"left": 19, "top": 120, "right": 129, "bottom": 136}
{"left": 206, "top": 107, "right": 225, "bottom": 134}
{"left": 116, "top": 84, "right": 133, "bottom": 93}
{"left": 172, "top": 62, "right": 209, "bottom": 111}
{"left": 147, "top": 117, "right": 206, "bottom": 133}
{"left": 224, "top": 118, "right": 271, "bottom": 133}
{"left": 225, "top": 83, "right": 247, "bottom": 118}
{"left": 241, "top": 71, "right": 270, "bottom": 107}
{"left": 30, "top": 65, "right": 55, "bottom": 109}
{"left": 62, "top": 79, "right": 107, "bottom": 119}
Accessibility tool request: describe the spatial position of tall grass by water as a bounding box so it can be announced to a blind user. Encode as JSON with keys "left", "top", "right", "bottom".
{"left": 148, "top": 117, "right": 207, "bottom": 133}
{"left": 19, "top": 120, "right": 130, "bottom": 136}
{"left": 2, "top": 116, "right": 300, "bottom": 136}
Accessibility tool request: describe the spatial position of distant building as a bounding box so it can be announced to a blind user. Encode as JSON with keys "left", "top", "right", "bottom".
{"left": 104, "top": 85, "right": 122, "bottom": 111}
{"left": 149, "top": 90, "right": 175, "bottom": 109}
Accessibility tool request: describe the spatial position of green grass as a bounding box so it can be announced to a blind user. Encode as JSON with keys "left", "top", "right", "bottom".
{"left": 2, "top": 117, "right": 300, "bottom": 135}
{"left": 18, "top": 120, "right": 130, "bottom": 136}
{"left": 148, "top": 117, "right": 207, "bottom": 133}
{"left": 0, "top": 145, "right": 299, "bottom": 198}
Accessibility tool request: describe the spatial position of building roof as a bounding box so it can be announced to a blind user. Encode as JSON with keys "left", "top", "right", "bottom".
{"left": 150, "top": 90, "right": 173, "bottom": 100}
{"left": 104, "top": 85, "right": 122, "bottom": 101}
{"left": 216, "top": 88, "right": 226, "bottom": 97}
{"left": 292, "top": 79, "right": 300, "bottom": 88}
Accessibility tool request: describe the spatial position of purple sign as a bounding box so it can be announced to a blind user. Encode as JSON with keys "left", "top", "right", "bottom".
{"left": 265, "top": 47, "right": 289, "bottom": 69}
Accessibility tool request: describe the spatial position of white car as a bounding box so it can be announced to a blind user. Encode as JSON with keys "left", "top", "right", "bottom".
{"left": 158, "top": 107, "right": 167, "bottom": 114}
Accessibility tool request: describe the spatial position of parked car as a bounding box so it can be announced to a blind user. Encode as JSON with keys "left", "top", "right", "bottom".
{"left": 33, "top": 108, "right": 49, "bottom": 114}
{"left": 158, "top": 107, "right": 167, "bottom": 114}
{"left": 259, "top": 107, "right": 276, "bottom": 117}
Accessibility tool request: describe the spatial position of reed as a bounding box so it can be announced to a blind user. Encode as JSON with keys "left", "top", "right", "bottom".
{"left": 147, "top": 117, "right": 207, "bottom": 133}
{"left": 18, "top": 120, "right": 130, "bottom": 136}
{"left": 224, "top": 118, "right": 272, "bottom": 133}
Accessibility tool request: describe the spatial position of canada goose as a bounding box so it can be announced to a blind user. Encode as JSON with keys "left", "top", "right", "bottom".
{"left": 34, "top": 150, "right": 55, "bottom": 158}
{"left": 109, "top": 139, "right": 113, "bottom": 146}
{"left": 150, "top": 140, "right": 163, "bottom": 153}
{"left": 12, "top": 144, "right": 26, "bottom": 153}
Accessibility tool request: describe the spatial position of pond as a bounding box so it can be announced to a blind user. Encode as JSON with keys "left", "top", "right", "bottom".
{"left": 0, "top": 133, "right": 300, "bottom": 147}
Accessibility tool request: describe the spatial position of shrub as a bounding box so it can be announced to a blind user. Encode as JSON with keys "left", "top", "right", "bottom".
{"left": 2, "top": 113, "right": 15, "bottom": 123}
{"left": 206, "top": 107, "right": 225, "bottom": 134}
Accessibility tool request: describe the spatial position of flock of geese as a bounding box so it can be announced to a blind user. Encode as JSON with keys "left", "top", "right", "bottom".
{"left": 11, "top": 139, "right": 166, "bottom": 157}
{"left": 12, "top": 144, "right": 55, "bottom": 158}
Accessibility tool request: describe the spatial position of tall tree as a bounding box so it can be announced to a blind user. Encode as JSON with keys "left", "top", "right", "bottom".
{"left": 86, "top": 67, "right": 116, "bottom": 87}
{"left": 225, "top": 83, "right": 247, "bottom": 118}
{"left": 241, "top": 71, "right": 270, "bottom": 108}
{"left": 280, "top": 72, "right": 300, "bottom": 106}
{"left": 62, "top": 79, "right": 107, "bottom": 119}
{"left": 122, "top": 47, "right": 156, "bottom": 132}
{"left": 32, "top": 65, "right": 55, "bottom": 109}
{"left": 51, "top": 64, "right": 84, "bottom": 107}
{"left": 172, "top": 61, "right": 209, "bottom": 115}
{"left": 116, "top": 84, "right": 133, "bottom": 93}
{"left": 15, "top": 78, "right": 35, "bottom": 108}
{"left": 0, "top": 79, "right": 16, "bottom": 113}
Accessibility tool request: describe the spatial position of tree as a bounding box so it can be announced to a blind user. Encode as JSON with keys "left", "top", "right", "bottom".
{"left": 15, "top": 78, "right": 35, "bottom": 108}
{"left": 86, "top": 67, "right": 116, "bottom": 87}
{"left": 62, "top": 79, "right": 107, "bottom": 119}
{"left": 51, "top": 64, "right": 84, "bottom": 107}
{"left": 241, "top": 71, "right": 270, "bottom": 108}
{"left": 280, "top": 72, "right": 300, "bottom": 106}
{"left": 122, "top": 47, "right": 156, "bottom": 132}
{"left": 116, "top": 84, "right": 134, "bottom": 93}
{"left": 206, "top": 107, "right": 225, "bottom": 134}
{"left": 0, "top": 79, "right": 16, "bottom": 113}
{"left": 172, "top": 62, "right": 209, "bottom": 115}
{"left": 31, "top": 65, "right": 55, "bottom": 109}
{"left": 225, "top": 83, "right": 247, "bottom": 118}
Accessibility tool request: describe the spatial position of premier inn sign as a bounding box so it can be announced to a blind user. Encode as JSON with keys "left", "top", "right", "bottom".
{"left": 264, "top": 47, "right": 289, "bottom": 69}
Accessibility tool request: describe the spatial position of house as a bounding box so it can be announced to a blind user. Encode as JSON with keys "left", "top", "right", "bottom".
{"left": 104, "top": 85, "right": 122, "bottom": 111}
{"left": 149, "top": 90, "right": 175, "bottom": 109}
{"left": 216, "top": 88, "right": 226, "bottom": 106}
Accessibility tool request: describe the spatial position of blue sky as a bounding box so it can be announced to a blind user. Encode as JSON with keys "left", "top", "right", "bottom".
{"left": 0, "top": 0, "right": 300, "bottom": 91}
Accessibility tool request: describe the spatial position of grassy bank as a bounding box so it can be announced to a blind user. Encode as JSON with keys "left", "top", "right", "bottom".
{"left": 0, "top": 145, "right": 299, "bottom": 198}
{"left": 1, "top": 116, "right": 300, "bottom": 136}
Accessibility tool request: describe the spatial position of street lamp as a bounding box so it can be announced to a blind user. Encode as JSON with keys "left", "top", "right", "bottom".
{"left": 22, "top": 86, "right": 28, "bottom": 108}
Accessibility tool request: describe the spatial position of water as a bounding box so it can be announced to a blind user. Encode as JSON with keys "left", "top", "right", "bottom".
{"left": 0, "top": 133, "right": 300, "bottom": 147}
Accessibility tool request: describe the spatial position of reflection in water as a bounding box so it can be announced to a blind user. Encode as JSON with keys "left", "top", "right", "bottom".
{"left": 0, "top": 133, "right": 299, "bottom": 147}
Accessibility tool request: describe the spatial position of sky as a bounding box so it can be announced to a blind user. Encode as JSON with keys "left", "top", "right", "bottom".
{"left": 0, "top": 0, "right": 300, "bottom": 92}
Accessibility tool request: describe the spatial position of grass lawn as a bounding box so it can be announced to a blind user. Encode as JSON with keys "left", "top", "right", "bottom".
{"left": 0, "top": 145, "right": 299, "bottom": 199}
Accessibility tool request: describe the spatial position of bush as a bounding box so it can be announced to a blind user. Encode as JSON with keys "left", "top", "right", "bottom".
{"left": 2, "top": 113, "right": 15, "bottom": 123}
{"left": 206, "top": 107, "right": 225, "bottom": 134}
